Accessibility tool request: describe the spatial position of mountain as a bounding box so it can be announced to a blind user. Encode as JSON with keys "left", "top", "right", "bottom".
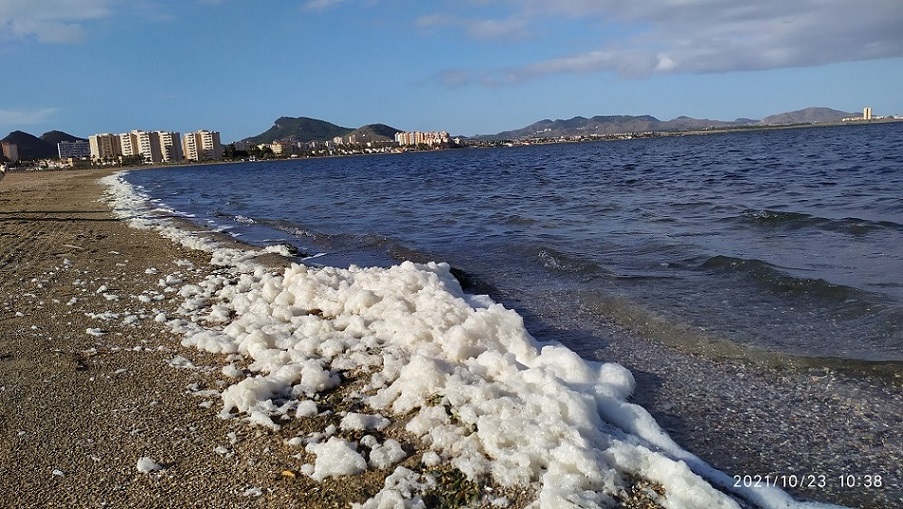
{"left": 2, "top": 130, "right": 57, "bottom": 159}
{"left": 759, "top": 107, "right": 854, "bottom": 125}
{"left": 485, "top": 114, "right": 745, "bottom": 140}
{"left": 478, "top": 106, "right": 860, "bottom": 140}
{"left": 41, "top": 130, "right": 87, "bottom": 146}
{"left": 346, "top": 124, "right": 402, "bottom": 143}
{"left": 243, "top": 116, "right": 354, "bottom": 144}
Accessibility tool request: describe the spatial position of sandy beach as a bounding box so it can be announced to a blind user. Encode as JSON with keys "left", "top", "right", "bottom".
{"left": 0, "top": 169, "right": 551, "bottom": 508}
{"left": 0, "top": 169, "right": 284, "bottom": 507}
{"left": 0, "top": 170, "right": 359, "bottom": 508}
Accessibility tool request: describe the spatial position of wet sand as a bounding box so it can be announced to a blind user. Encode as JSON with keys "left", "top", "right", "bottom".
{"left": 514, "top": 289, "right": 903, "bottom": 509}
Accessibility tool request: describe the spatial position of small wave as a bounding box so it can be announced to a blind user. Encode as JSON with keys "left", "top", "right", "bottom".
{"left": 733, "top": 209, "right": 903, "bottom": 235}
{"left": 578, "top": 290, "right": 903, "bottom": 380}
{"left": 700, "top": 255, "right": 877, "bottom": 305}
{"left": 536, "top": 247, "right": 608, "bottom": 276}
{"left": 501, "top": 214, "right": 538, "bottom": 225}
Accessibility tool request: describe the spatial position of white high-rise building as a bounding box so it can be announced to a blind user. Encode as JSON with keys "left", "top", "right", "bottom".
{"left": 183, "top": 130, "right": 223, "bottom": 161}
{"left": 863, "top": 106, "right": 873, "bottom": 120}
{"left": 157, "top": 131, "right": 182, "bottom": 162}
{"left": 89, "top": 133, "right": 122, "bottom": 162}
{"left": 134, "top": 131, "right": 162, "bottom": 163}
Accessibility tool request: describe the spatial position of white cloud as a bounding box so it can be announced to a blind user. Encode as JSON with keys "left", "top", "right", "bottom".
{"left": 303, "top": 0, "right": 350, "bottom": 10}
{"left": 0, "top": 0, "right": 116, "bottom": 43}
{"left": 0, "top": 108, "right": 59, "bottom": 126}
{"left": 416, "top": 13, "right": 529, "bottom": 41}
{"left": 427, "top": 0, "right": 903, "bottom": 85}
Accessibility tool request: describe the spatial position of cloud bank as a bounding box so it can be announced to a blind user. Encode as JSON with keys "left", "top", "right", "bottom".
{"left": 0, "top": 0, "right": 115, "bottom": 43}
{"left": 426, "top": 0, "right": 903, "bottom": 86}
{"left": 0, "top": 108, "right": 59, "bottom": 127}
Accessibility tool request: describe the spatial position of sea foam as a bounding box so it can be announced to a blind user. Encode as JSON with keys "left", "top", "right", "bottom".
{"left": 101, "top": 172, "right": 845, "bottom": 509}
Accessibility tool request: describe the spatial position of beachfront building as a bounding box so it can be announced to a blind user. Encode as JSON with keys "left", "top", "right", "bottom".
{"left": 1, "top": 141, "right": 18, "bottom": 162}
{"left": 89, "top": 133, "right": 122, "bottom": 162}
{"left": 119, "top": 131, "right": 140, "bottom": 158}
{"left": 183, "top": 129, "right": 223, "bottom": 161}
{"left": 135, "top": 131, "right": 163, "bottom": 163}
{"left": 395, "top": 131, "right": 450, "bottom": 147}
{"left": 57, "top": 140, "right": 91, "bottom": 159}
{"left": 90, "top": 130, "right": 185, "bottom": 164}
{"left": 132, "top": 130, "right": 184, "bottom": 163}
{"left": 864, "top": 106, "right": 873, "bottom": 120}
{"left": 157, "top": 131, "right": 183, "bottom": 163}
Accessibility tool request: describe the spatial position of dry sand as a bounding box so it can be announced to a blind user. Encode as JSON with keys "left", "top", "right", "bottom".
{"left": 0, "top": 169, "right": 295, "bottom": 507}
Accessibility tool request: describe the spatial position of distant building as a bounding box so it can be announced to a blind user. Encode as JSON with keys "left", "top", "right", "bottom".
{"left": 395, "top": 131, "right": 450, "bottom": 147}
{"left": 232, "top": 141, "right": 252, "bottom": 152}
{"left": 183, "top": 130, "right": 223, "bottom": 161}
{"left": 89, "top": 133, "right": 122, "bottom": 162}
{"left": 119, "top": 132, "right": 139, "bottom": 157}
{"left": 133, "top": 131, "right": 163, "bottom": 163}
{"left": 90, "top": 130, "right": 184, "bottom": 164}
{"left": 157, "top": 131, "right": 183, "bottom": 162}
{"left": 270, "top": 140, "right": 293, "bottom": 155}
{"left": 57, "top": 140, "right": 91, "bottom": 159}
{"left": 1, "top": 141, "right": 18, "bottom": 161}
{"left": 863, "top": 106, "right": 873, "bottom": 120}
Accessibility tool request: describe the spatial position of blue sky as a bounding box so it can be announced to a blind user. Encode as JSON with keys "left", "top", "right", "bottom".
{"left": 2, "top": 0, "right": 902, "bottom": 142}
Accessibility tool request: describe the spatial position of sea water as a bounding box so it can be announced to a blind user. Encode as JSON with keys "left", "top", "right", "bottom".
{"left": 126, "top": 122, "right": 903, "bottom": 368}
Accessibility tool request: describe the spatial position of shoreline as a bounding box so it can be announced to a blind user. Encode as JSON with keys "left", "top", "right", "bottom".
{"left": 2, "top": 168, "right": 899, "bottom": 508}
{"left": 0, "top": 169, "right": 424, "bottom": 508}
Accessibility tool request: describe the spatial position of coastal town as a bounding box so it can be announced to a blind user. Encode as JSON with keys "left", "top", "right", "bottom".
{"left": 1, "top": 106, "right": 899, "bottom": 171}
{"left": 0, "top": 125, "right": 457, "bottom": 171}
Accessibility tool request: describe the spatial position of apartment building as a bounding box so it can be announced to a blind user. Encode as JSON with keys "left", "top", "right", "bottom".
{"left": 89, "top": 133, "right": 122, "bottom": 161}
{"left": 90, "top": 130, "right": 185, "bottom": 163}
{"left": 183, "top": 130, "right": 223, "bottom": 161}
{"left": 157, "top": 131, "right": 183, "bottom": 162}
{"left": 1, "top": 141, "right": 18, "bottom": 161}
{"left": 57, "top": 140, "right": 91, "bottom": 159}
{"left": 394, "top": 131, "right": 450, "bottom": 147}
{"left": 119, "top": 131, "right": 138, "bottom": 157}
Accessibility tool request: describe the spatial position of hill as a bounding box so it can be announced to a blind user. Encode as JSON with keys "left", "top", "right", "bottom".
{"left": 345, "top": 124, "right": 402, "bottom": 143}
{"left": 477, "top": 106, "right": 861, "bottom": 140}
{"left": 759, "top": 107, "right": 854, "bottom": 125}
{"left": 486, "top": 114, "right": 746, "bottom": 140}
{"left": 243, "top": 117, "right": 354, "bottom": 144}
{"left": 1, "top": 130, "right": 86, "bottom": 160}
{"left": 41, "top": 130, "right": 87, "bottom": 146}
{"left": 2, "top": 131, "right": 56, "bottom": 160}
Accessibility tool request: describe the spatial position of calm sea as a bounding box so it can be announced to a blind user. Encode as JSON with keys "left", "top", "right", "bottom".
{"left": 125, "top": 122, "right": 903, "bottom": 371}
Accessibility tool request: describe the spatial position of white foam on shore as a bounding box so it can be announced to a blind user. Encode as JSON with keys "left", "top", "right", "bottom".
{"left": 101, "top": 172, "right": 846, "bottom": 509}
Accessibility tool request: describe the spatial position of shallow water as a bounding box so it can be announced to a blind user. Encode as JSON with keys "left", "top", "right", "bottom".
{"left": 127, "top": 122, "right": 903, "bottom": 369}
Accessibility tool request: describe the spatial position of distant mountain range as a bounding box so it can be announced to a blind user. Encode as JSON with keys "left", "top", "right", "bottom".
{"left": 239, "top": 108, "right": 855, "bottom": 143}
{"left": 1, "top": 130, "right": 86, "bottom": 160}
{"left": 479, "top": 107, "right": 856, "bottom": 140}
